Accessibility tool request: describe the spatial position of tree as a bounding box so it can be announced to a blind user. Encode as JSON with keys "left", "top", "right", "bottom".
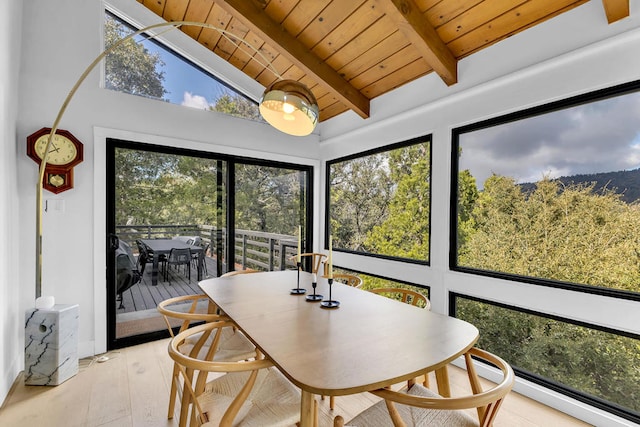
{"left": 365, "top": 143, "right": 431, "bottom": 259}
{"left": 212, "top": 92, "right": 261, "bottom": 121}
{"left": 460, "top": 176, "right": 640, "bottom": 292}
{"left": 329, "top": 153, "right": 393, "bottom": 251}
{"left": 104, "top": 14, "right": 167, "bottom": 100}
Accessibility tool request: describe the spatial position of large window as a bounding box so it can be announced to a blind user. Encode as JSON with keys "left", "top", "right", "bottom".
{"left": 453, "top": 294, "right": 640, "bottom": 423}
{"left": 327, "top": 136, "right": 432, "bottom": 263}
{"left": 451, "top": 81, "right": 640, "bottom": 300}
{"left": 104, "top": 12, "right": 261, "bottom": 120}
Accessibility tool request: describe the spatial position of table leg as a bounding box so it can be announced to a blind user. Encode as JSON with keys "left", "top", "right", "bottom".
{"left": 435, "top": 365, "right": 451, "bottom": 397}
{"left": 197, "top": 251, "right": 203, "bottom": 281}
{"left": 300, "top": 390, "right": 315, "bottom": 427}
{"left": 151, "top": 253, "right": 159, "bottom": 286}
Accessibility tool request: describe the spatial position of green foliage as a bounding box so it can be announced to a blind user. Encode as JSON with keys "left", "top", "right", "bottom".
{"left": 104, "top": 15, "right": 166, "bottom": 100}
{"left": 235, "top": 164, "right": 305, "bottom": 235}
{"left": 457, "top": 299, "right": 640, "bottom": 412}
{"left": 460, "top": 176, "right": 640, "bottom": 292}
{"left": 365, "top": 143, "right": 431, "bottom": 259}
{"left": 329, "top": 141, "right": 431, "bottom": 262}
{"left": 456, "top": 172, "right": 640, "bottom": 414}
{"left": 211, "top": 92, "right": 261, "bottom": 121}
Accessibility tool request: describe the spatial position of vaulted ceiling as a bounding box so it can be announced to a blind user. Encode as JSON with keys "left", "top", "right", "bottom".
{"left": 137, "top": 0, "right": 630, "bottom": 123}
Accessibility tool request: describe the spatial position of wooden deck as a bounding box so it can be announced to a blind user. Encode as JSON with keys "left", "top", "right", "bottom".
{"left": 117, "top": 256, "right": 218, "bottom": 314}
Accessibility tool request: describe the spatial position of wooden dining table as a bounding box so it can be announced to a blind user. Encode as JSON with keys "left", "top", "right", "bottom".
{"left": 198, "top": 270, "right": 479, "bottom": 427}
{"left": 140, "top": 239, "right": 204, "bottom": 286}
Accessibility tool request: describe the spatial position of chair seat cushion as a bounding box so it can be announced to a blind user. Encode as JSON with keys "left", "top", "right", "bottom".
{"left": 346, "top": 384, "right": 477, "bottom": 427}
{"left": 178, "top": 326, "right": 256, "bottom": 362}
{"left": 199, "top": 367, "right": 301, "bottom": 426}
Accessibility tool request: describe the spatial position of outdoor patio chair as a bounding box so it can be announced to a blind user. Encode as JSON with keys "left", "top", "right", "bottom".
{"left": 333, "top": 347, "right": 514, "bottom": 427}
{"left": 165, "top": 247, "right": 192, "bottom": 283}
{"left": 157, "top": 294, "right": 256, "bottom": 425}
{"left": 168, "top": 321, "right": 304, "bottom": 427}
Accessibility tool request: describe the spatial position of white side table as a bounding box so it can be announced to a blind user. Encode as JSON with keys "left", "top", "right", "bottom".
{"left": 24, "top": 304, "right": 79, "bottom": 386}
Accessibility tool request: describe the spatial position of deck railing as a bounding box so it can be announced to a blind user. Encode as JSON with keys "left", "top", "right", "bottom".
{"left": 115, "top": 224, "right": 300, "bottom": 272}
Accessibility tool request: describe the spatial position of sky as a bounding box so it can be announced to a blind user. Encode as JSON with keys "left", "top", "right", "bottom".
{"left": 143, "top": 36, "right": 243, "bottom": 110}
{"left": 459, "top": 90, "right": 640, "bottom": 188}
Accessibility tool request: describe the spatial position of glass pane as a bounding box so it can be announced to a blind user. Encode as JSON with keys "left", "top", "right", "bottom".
{"left": 234, "top": 164, "right": 308, "bottom": 272}
{"left": 332, "top": 267, "right": 430, "bottom": 307}
{"left": 114, "top": 147, "right": 226, "bottom": 339}
{"left": 328, "top": 138, "right": 431, "bottom": 263}
{"left": 104, "top": 12, "right": 261, "bottom": 120}
{"left": 455, "top": 87, "right": 640, "bottom": 298}
{"left": 455, "top": 296, "right": 640, "bottom": 420}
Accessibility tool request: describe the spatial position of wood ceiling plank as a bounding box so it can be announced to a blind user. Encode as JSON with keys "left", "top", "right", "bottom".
{"left": 436, "top": 0, "right": 528, "bottom": 44}
{"left": 214, "top": 0, "right": 371, "bottom": 119}
{"left": 375, "top": 0, "right": 458, "bottom": 85}
{"left": 312, "top": 0, "right": 386, "bottom": 61}
{"left": 602, "top": 0, "right": 629, "bottom": 23}
{"left": 195, "top": 4, "right": 231, "bottom": 50}
{"left": 447, "top": 0, "right": 588, "bottom": 58}
{"left": 280, "top": 0, "right": 327, "bottom": 37}
{"left": 425, "top": 0, "right": 484, "bottom": 28}
{"left": 335, "top": 31, "right": 410, "bottom": 80}
{"left": 139, "top": 0, "right": 165, "bottom": 17}
{"left": 163, "top": 0, "right": 190, "bottom": 21}
{"left": 317, "top": 100, "right": 348, "bottom": 122}
{"left": 360, "top": 58, "right": 427, "bottom": 98}
{"left": 180, "top": 0, "right": 215, "bottom": 39}
{"left": 349, "top": 45, "right": 424, "bottom": 90}
{"left": 322, "top": 13, "right": 399, "bottom": 70}
{"left": 264, "top": 0, "right": 300, "bottom": 24}
{"left": 297, "top": 1, "right": 366, "bottom": 48}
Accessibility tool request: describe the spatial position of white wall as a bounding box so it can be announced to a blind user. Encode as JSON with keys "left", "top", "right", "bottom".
{"left": 6, "top": 0, "right": 640, "bottom": 424}
{"left": 319, "top": 3, "right": 640, "bottom": 426}
{"left": 0, "top": 0, "right": 22, "bottom": 405}
{"left": 16, "top": 0, "right": 320, "bottom": 360}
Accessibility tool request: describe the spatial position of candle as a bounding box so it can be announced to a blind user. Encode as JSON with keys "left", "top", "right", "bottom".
{"left": 312, "top": 273, "right": 317, "bottom": 283}
{"left": 297, "top": 225, "right": 301, "bottom": 263}
{"left": 328, "top": 235, "right": 333, "bottom": 279}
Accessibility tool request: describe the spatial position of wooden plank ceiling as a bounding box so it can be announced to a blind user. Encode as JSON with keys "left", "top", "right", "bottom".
{"left": 136, "top": 0, "right": 629, "bottom": 122}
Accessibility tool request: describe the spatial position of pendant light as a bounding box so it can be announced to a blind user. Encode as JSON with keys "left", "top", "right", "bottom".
{"left": 259, "top": 80, "right": 319, "bottom": 136}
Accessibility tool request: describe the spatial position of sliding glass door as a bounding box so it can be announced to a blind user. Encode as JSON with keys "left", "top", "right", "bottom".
{"left": 106, "top": 139, "right": 312, "bottom": 349}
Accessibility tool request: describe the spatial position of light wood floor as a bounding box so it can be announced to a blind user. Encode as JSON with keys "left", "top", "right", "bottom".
{"left": 0, "top": 338, "right": 592, "bottom": 427}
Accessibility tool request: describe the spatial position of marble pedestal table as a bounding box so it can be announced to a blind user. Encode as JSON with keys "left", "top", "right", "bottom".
{"left": 24, "top": 304, "right": 79, "bottom": 386}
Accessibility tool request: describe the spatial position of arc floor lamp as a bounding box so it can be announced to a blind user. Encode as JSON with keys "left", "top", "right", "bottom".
{"left": 35, "top": 20, "right": 319, "bottom": 298}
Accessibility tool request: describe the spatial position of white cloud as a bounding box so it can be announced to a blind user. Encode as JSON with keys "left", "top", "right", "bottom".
{"left": 459, "top": 90, "right": 640, "bottom": 187}
{"left": 181, "top": 92, "right": 211, "bottom": 110}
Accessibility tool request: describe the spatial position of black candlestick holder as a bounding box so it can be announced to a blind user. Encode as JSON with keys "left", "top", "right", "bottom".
{"left": 290, "top": 262, "right": 306, "bottom": 295}
{"left": 320, "top": 278, "right": 340, "bottom": 308}
{"left": 305, "top": 277, "right": 323, "bottom": 302}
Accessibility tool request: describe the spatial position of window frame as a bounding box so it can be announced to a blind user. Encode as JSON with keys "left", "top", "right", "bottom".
{"left": 325, "top": 135, "right": 433, "bottom": 265}
{"left": 450, "top": 79, "right": 640, "bottom": 302}
{"left": 450, "top": 292, "right": 640, "bottom": 424}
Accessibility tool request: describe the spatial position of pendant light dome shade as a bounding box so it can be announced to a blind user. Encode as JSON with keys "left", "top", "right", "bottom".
{"left": 259, "top": 80, "right": 319, "bottom": 136}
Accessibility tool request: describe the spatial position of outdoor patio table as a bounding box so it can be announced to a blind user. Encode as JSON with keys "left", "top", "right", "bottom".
{"left": 140, "top": 239, "right": 204, "bottom": 286}
{"left": 199, "top": 270, "right": 479, "bottom": 427}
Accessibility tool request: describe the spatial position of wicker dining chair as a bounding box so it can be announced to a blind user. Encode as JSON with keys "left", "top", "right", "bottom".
{"left": 168, "top": 321, "right": 305, "bottom": 427}
{"left": 157, "top": 295, "right": 256, "bottom": 426}
{"left": 295, "top": 252, "right": 327, "bottom": 274}
{"left": 334, "top": 347, "right": 514, "bottom": 427}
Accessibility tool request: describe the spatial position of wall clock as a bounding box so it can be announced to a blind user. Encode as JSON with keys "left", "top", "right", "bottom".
{"left": 27, "top": 127, "right": 84, "bottom": 194}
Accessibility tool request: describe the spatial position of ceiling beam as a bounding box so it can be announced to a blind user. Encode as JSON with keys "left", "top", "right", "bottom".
{"left": 602, "top": 0, "right": 630, "bottom": 23}
{"left": 213, "top": 0, "right": 370, "bottom": 119}
{"left": 374, "top": 0, "right": 457, "bottom": 86}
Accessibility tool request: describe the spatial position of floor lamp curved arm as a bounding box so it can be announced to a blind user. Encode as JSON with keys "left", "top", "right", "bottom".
{"left": 34, "top": 20, "right": 260, "bottom": 298}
